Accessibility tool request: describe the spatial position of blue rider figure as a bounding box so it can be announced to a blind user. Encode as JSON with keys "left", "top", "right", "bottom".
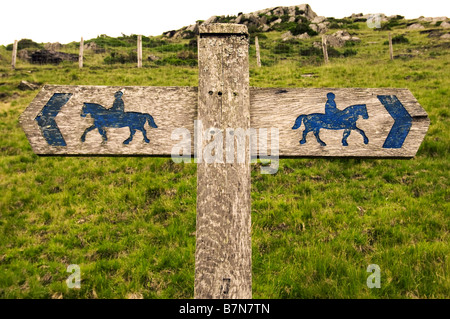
{"left": 110, "top": 89, "right": 125, "bottom": 113}
{"left": 325, "top": 92, "right": 340, "bottom": 118}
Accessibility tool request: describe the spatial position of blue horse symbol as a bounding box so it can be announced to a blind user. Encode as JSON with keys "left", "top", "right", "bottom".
{"left": 80, "top": 93, "right": 158, "bottom": 145}
{"left": 292, "top": 93, "right": 369, "bottom": 146}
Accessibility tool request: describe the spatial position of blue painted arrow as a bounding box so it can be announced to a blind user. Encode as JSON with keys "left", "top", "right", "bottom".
{"left": 35, "top": 93, "right": 73, "bottom": 146}
{"left": 377, "top": 95, "right": 412, "bottom": 148}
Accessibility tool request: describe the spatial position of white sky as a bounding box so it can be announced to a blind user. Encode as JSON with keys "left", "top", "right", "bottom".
{"left": 1, "top": 0, "right": 449, "bottom": 45}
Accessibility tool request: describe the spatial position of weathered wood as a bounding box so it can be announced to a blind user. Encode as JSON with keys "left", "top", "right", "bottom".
{"left": 255, "top": 36, "right": 261, "bottom": 67}
{"left": 389, "top": 33, "right": 394, "bottom": 61}
{"left": 137, "top": 35, "right": 142, "bottom": 68}
{"left": 11, "top": 40, "right": 18, "bottom": 69}
{"left": 20, "top": 86, "right": 429, "bottom": 158}
{"left": 19, "top": 85, "right": 197, "bottom": 155}
{"left": 195, "top": 24, "right": 252, "bottom": 299}
{"left": 322, "top": 35, "right": 329, "bottom": 64}
{"left": 250, "top": 88, "right": 429, "bottom": 158}
{"left": 79, "top": 37, "right": 84, "bottom": 69}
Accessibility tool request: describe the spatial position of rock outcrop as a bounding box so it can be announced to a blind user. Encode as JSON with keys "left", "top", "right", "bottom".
{"left": 44, "top": 42, "right": 62, "bottom": 51}
{"left": 29, "top": 50, "right": 79, "bottom": 64}
{"left": 407, "top": 23, "right": 425, "bottom": 30}
{"left": 163, "top": 4, "right": 320, "bottom": 38}
{"left": 326, "top": 30, "right": 361, "bottom": 48}
{"left": 18, "top": 80, "right": 39, "bottom": 91}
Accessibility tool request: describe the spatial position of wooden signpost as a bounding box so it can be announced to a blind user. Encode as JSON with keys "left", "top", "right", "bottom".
{"left": 19, "top": 24, "right": 429, "bottom": 299}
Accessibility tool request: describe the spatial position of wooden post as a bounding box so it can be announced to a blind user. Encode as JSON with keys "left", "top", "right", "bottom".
{"left": 79, "top": 37, "right": 84, "bottom": 69}
{"left": 322, "top": 35, "right": 329, "bottom": 64}
{"left": 137, "top": 35, "right": 142, "bottom": 68}
{"left": 389, "top": 32, "right": 394, "bottom": 61}
{"left": 11, "top": 40, "right": 18, "bottom": 70}
{"left": 255, "top": 36, "right": 261, "bottom": 67}
{"left": 195, "top": 24, "right": 251, "bottom": 299}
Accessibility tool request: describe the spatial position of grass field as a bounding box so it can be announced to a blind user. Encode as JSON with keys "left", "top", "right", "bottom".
{"left": 0, "top": 20, "right": 449, "bottom": 299}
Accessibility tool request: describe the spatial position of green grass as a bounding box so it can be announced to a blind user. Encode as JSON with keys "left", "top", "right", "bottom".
{"left": 0, "top": 21, "right": 449, "bottom": 299}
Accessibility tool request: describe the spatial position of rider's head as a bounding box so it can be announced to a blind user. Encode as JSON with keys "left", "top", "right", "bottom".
{"left": 327, "top": 92, "right": 335, "bottom": 101}
{"left": 115, "top": 90, "right": 124, "bottom": 98}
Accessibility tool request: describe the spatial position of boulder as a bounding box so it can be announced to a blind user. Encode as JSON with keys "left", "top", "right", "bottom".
{"left": 310, "top": 23, "right": 328, "bottom": 34}
{"left": 162, "top": 30, "right": 177, "bottom": 38}
{"left": 261, "top": 24, "right": 270, "bottom": 32}
{"left": 440, "top": 21, "right": 450, "bottom": 29}
{"left": 186, "top": 24, "right": 199, "bottom": 34}
{"left": 269, "top": 18, "right": 282, "bottom": 27}
{"left": 204, "top": 16, "right": 218, "bottom": 24}
{"left": 44, "top": 42, "right": 62, "bottom": 51}
{"left": 419, "top": 16, "right": 448, "bottom": 25}
{"left": 281, "top": 31, "right": 310, "bottom": 42}
{"left": 83, "top": 42, "right": 105, "bottom": 53}
{"left": 326, "top": 30, "right": 361, "bottom": 47}
{"left": 313, "top": 41, "right": 322, "bottom": 49}
{"left": 326, "top": 35, "right": 346, "bottom": 48}
{"left": 296, "top": 4, "right": 317, "bottom": 20}
{"left": 147, "top": 55, "right": 161, "bottom": 62}
{"left": 407, "top": 23, "right": 425, "bottom": 30}
{"left": 30, "top": 50, "right": 78, "bottom": 64}
{"left": 18, "top": 80, "right": 39, "bottom": 91}
{"left": 18, "top": 49, "right": 31, "bottom": 61}
{"left": 312, "top": 16, "right": 326, "bottom": 24}
{"left": 441, "top": 33, "right": 450, "bottom": 39}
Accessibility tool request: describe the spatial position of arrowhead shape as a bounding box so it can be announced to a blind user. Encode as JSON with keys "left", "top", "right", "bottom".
{"left": 35, "top": 93, "right": 73, "bottom": 146}
{"left": 377, "top": 95, "right": 412, "bottom": 148}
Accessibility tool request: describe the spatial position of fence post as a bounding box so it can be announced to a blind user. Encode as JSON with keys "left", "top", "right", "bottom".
{"left": 255, "top": 36, "right": 261, "bottom": 67}
{"left": 322, "top": 35, "right": 329, "bottom": 64}
{"left": 11, "top": 40, "right": 18, "bottom": 70}
{"left": 195, "top": 24, "right": 251, "bottom": 299}
{"left": 79, "top": 37, "right": 84, "bottom": 69}
{"left": 389, "top": 32, "right": 394, "bottom": 61}
{"left": 137, "top": 35, "right": 142, "bottom": 68}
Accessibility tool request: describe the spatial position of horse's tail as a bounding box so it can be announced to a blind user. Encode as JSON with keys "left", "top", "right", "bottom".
{"left": 292, "top": 115, "right": 305, "bottom": 130}
{"left": 145, "top": 114, "right": 158, "bottom": 128}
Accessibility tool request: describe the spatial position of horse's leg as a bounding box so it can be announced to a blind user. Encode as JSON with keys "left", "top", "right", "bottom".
{"left": 140, "top": 127, "right": 150, "bottom": 143}
{"left": 300, "top": 128, "right": 309, "bottom": 144}
{"left": 123, "top": 128, "right": 136, "bottom": 145}
{"left": 313, "top": 129, "right": 327, "bottom": 146}
{"left": 97, "top": 127, "right": 107, "bottom": 143}
{"left": 342, "top": 129, "right": 351, "bottom": 146}
{"left": 355, "top": 127, "right": 369, "bottom": 144}
{"left": 81, "top": 125, "right": 96, "bottom": 142}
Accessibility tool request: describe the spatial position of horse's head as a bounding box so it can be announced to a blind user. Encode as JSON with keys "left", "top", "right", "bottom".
{"left": 81, "top": 103, "right": 104, "bottom": 118}
{"left": 80, "top": 103, "right": 89, "bottom": 117}
{"left": 358, "top": 104, "right": 369, "bottom": 120}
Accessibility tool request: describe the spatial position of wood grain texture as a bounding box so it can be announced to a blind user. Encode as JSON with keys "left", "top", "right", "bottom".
{"left": 322, "top": 36, "right": 328, "bottom": 64}
{"left": 20, "top": 85, "right": 197, "bottom": 155}
{"left": 79, "top": 37, "right": 84, "bottom": 69}
{"left": 194, "top": 25, "right": 252, "bottom": 299}
{"left": 389, "top": 33, "right": 394, "bottom": 61}
{"left": 21, "top": 86, "right": 428, "bottom": 158}
{"left": 11, "top": 40, "right": 18, "bottom": 69}
{"left": 250, "top": 88, "right": 429, "bottom": 158}
{"left": 137, "top": 35, "right": 142, "bottom": 68}
{"left": 255, "top": 36, "right": 261, "bottom": 67}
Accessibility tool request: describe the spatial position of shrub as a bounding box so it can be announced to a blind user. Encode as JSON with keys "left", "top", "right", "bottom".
{"left": 154, "top": 44, "right": 186, "bottom": 52}
{"left": 6, "top": 39, "right": 42, "bottom": 51}
{"left": 103, "top": 51, "right": 137, "bottom": 64}
{"left": 383, "top": 34, "right": 409, "bottom": 45}
{"left": 216, "top": 15, "right": 237, "bottom": 23}
{"left": 155, "top": 56, "right": 197, "bottom": 67}
{"left": 343, "top": 48, "right": 357, "bottom": 57}
{"left": 273, "top": 43, "right": 293, "bottom": 55}
{"left": 300, "top": 46, "right": 323, "bottom": 57}
{"left": 177, "top": 51, "right": 197, "bottom": 60}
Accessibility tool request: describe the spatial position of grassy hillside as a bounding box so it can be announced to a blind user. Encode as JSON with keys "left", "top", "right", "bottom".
{"left": 0, "top": 19, "right": 449, "bottom": 299}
